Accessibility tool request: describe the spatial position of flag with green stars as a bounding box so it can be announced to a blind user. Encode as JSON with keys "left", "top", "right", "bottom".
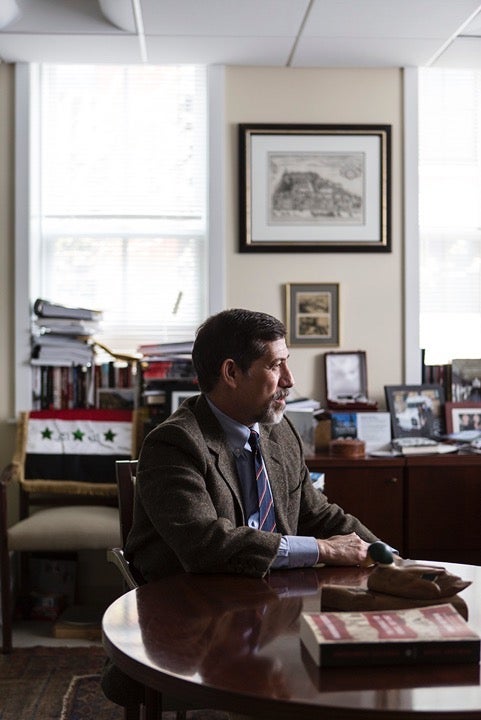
{"left": 25, "top": 409, "right": 133, "bottom": 484}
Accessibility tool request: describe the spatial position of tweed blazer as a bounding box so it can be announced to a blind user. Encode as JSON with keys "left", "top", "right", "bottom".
{"left": 125, "top": 394, "right": 378, "bottom": 580}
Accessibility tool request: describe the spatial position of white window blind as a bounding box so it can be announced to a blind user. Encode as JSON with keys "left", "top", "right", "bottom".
{"left": 419, "top": 68, "right": 481, "bottom": 365}
{"left": 34, "top": 63, "right": 208, "bottom": 353}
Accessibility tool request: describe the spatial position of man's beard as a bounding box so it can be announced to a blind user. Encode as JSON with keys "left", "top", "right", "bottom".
{"left": 257, "top": 392, "right": 289, "bottom": 425}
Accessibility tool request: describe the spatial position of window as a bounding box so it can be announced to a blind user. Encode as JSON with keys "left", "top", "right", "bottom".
{"left": 30, "top": 63, "right": 208, "bottom": 353}
{"left": 419, "top": 68, "right": 481, "bottom": 365}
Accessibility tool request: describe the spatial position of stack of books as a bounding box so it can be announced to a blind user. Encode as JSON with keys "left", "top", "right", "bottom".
{"left": 136, "top": 339, "right": 197, "bottom": 434}
{"left": 31, "top": 298, "right": 102, "bottom": 365}
{"left": 138, "top": 339, "right": 195, "bottom": 391}
{"left": 31, "top": 299, "right": 104, "bottom": 409}
{"left": 137, "top": 340, "right": 193, "bottom": 357}
{"left": 138, "top": 340, "right": 194, "bottom": 380}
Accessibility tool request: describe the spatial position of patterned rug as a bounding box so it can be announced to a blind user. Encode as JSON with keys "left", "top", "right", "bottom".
{"left": 0, "top": 646, "right": 229, "bottom": 720}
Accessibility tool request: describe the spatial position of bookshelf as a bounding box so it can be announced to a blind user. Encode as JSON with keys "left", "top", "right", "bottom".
{"left": 137, "top": 353, "right": 198, "bottom": 438}
{"left": 31, "top": 357, "right": 139, "bottom": 411}
{"left": 29, "top": 299, "right": 198, "bottom": 443}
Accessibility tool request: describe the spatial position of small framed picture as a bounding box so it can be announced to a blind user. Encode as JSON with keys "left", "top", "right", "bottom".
{"left": 384, "top": 384, "right": 445, "bottom": 439}
{"left": 285, "top": 282, "right": 339, "bottom": 346}
{"left": 445, "top": 402, "right": 481, "bottom": 434}
{"left": 171, "top": 390, "right": 199, "bottom": 413}
{"left": 324, "top": 351, "right": 367, "bottom": 401}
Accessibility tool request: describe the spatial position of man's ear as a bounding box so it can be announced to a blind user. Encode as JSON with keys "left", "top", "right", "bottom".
{"left": 220, "top": 358, "right": 239, "bottom": 389}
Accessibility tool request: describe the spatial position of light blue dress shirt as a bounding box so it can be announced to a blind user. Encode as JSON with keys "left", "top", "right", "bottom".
{"left": 206, "top": 398, "right": 319, "bottom": 569}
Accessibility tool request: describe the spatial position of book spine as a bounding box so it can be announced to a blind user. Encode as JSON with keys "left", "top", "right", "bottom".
{"left": 318, "top": 640, "right": 480, "bottom": 667}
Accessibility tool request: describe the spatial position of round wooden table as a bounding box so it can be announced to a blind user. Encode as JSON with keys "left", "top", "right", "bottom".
{"left": 102, "top": 561, "right": 481, "bottom": 719}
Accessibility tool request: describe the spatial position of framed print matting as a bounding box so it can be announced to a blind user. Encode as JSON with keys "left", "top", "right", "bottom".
{"left": 239, "top": 123, "right": 391, "bottom": 252}
{"left": 285, "top": 283, "right": 339, "bottom": 347}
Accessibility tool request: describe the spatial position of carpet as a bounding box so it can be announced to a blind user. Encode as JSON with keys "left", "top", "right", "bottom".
{"left": 0, "top": 646, "right": 230, "bottom": 720}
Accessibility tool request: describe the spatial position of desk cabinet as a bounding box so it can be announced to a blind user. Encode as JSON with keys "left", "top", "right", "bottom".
{"left": 406, "top": 454, "right": 481, "bottom": 564}
{"left": 306, "top": 452, "right": 481, "bottom": 564}
{"left": 306, "top": 455, "right": 405, "bottom": 553}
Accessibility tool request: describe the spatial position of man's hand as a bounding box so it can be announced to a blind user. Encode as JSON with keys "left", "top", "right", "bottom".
{"left": 316, "top": 532, "right": 371, "bottom": 566}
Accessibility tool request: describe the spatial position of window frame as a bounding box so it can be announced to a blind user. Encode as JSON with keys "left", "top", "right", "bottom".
{"left": 403, "top": 67, "right": 421, "bottom": 384}
{"left": 14, "top": 62, "right": 225, "bottom": 413}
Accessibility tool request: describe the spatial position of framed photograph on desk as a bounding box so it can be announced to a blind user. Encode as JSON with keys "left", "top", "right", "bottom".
{"left": 324, "top": 350, "right": 367, "bottom": 400}
{"left": 384, "top": 384, "right": 445, "bottom": 438}
{"left": 445, "top": 401, "right": 481, "bottom": 434}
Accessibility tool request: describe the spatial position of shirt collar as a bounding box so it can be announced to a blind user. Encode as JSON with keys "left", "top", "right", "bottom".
{"left": 206, "top": 396, "right": 259, "bottom": 455}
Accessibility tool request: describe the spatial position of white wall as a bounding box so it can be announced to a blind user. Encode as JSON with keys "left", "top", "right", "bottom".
{"left": 223, "top": 67, "right": 403, "bottom": 405}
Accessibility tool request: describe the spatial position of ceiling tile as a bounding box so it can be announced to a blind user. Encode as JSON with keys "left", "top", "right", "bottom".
{"left": 304, "top": 0, "right": 481, "bottom": 39}
{"left": 145, "top": 35, "right": 295, "bottom": 66}
{"left": 292, "top": 37, "right": 446, "bottom": 68}
{"left": 140, "top": 0, "right": 309, "bottom": 37}
{"left": 431, "top": 36, "right": 481, "bottom": 67}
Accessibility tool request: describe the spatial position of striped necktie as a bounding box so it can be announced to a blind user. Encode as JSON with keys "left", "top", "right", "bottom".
{"left": 248, "top": 429, "right": 277, "bottom": 532}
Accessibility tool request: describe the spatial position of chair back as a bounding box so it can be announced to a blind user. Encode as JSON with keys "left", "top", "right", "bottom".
{"left": 115, "top": 459, "right": 138, "bottom": 547}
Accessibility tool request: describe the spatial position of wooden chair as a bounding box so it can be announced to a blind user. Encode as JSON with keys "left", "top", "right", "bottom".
{"left": 0, "top": 408, "right": 137, "bottom": 654}
{"left": 105, "top": 459, "right": 199, "bottom": 720}
{"left": 107, "top": 460, "right": 143, "bottom": 590}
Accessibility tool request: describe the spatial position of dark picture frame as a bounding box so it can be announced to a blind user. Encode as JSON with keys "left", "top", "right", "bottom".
{"left": 239, "top": 123, "right": 391, "bottom": 252}
{"left": 285, "top": 283, "right": 339, "bottom": 347}
{"left": 324, "top": 351, "right": 367, "bottom": 402}
{"left": 384, "top": 384, "right": 445, "bottom": 439}
{"left": 445, "top": 401, "right": 481, "bottom": 434}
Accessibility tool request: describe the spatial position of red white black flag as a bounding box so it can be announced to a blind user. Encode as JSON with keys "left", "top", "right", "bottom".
{"left": 25, "top": 409, "right": 133, "bottom": 485}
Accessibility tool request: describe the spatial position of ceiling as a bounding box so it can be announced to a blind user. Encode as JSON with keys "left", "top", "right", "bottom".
{"left": 1, "top": 0, "right": 481, "bottom": 68}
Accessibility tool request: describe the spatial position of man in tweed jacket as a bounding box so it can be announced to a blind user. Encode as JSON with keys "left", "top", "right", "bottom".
{"left": 125, "top": 309, "right": 378, "bottom": 582}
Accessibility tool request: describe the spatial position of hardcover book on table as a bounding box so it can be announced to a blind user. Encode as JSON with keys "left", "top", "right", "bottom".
{"left": 300, "top": 604, "right": 480, "bottom": 667}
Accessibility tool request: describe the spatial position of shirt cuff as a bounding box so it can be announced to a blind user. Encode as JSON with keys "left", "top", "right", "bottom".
{"left": 271, "top": 535, "right": 319, "bottom": 569}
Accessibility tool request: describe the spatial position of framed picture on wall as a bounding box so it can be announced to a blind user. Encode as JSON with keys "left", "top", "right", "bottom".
{"left": 285, "top": 282, "right": 339, "bottom": 347}
{"left": 239, "top": 123, "right": 391, "bottom": 252}
{"left": 384, "top": 384, "right": 445, "bottom": 439}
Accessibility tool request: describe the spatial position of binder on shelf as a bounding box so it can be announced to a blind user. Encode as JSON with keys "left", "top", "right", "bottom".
{"left": 137, "top": 340, "right": 194, "bottom": 356}
{"left": 33, "top": 317, "right": 100, "bottom": 338}
{"left": 33, "top": 298, "right": 103, "bottom": 322}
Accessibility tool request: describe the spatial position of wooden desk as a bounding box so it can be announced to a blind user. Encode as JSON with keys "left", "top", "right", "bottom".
{"left": 102, "top": 561, "right": 481, "bottom": 719}
{"left": 306, "top": 452, "right": 481, "bottom": 562}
